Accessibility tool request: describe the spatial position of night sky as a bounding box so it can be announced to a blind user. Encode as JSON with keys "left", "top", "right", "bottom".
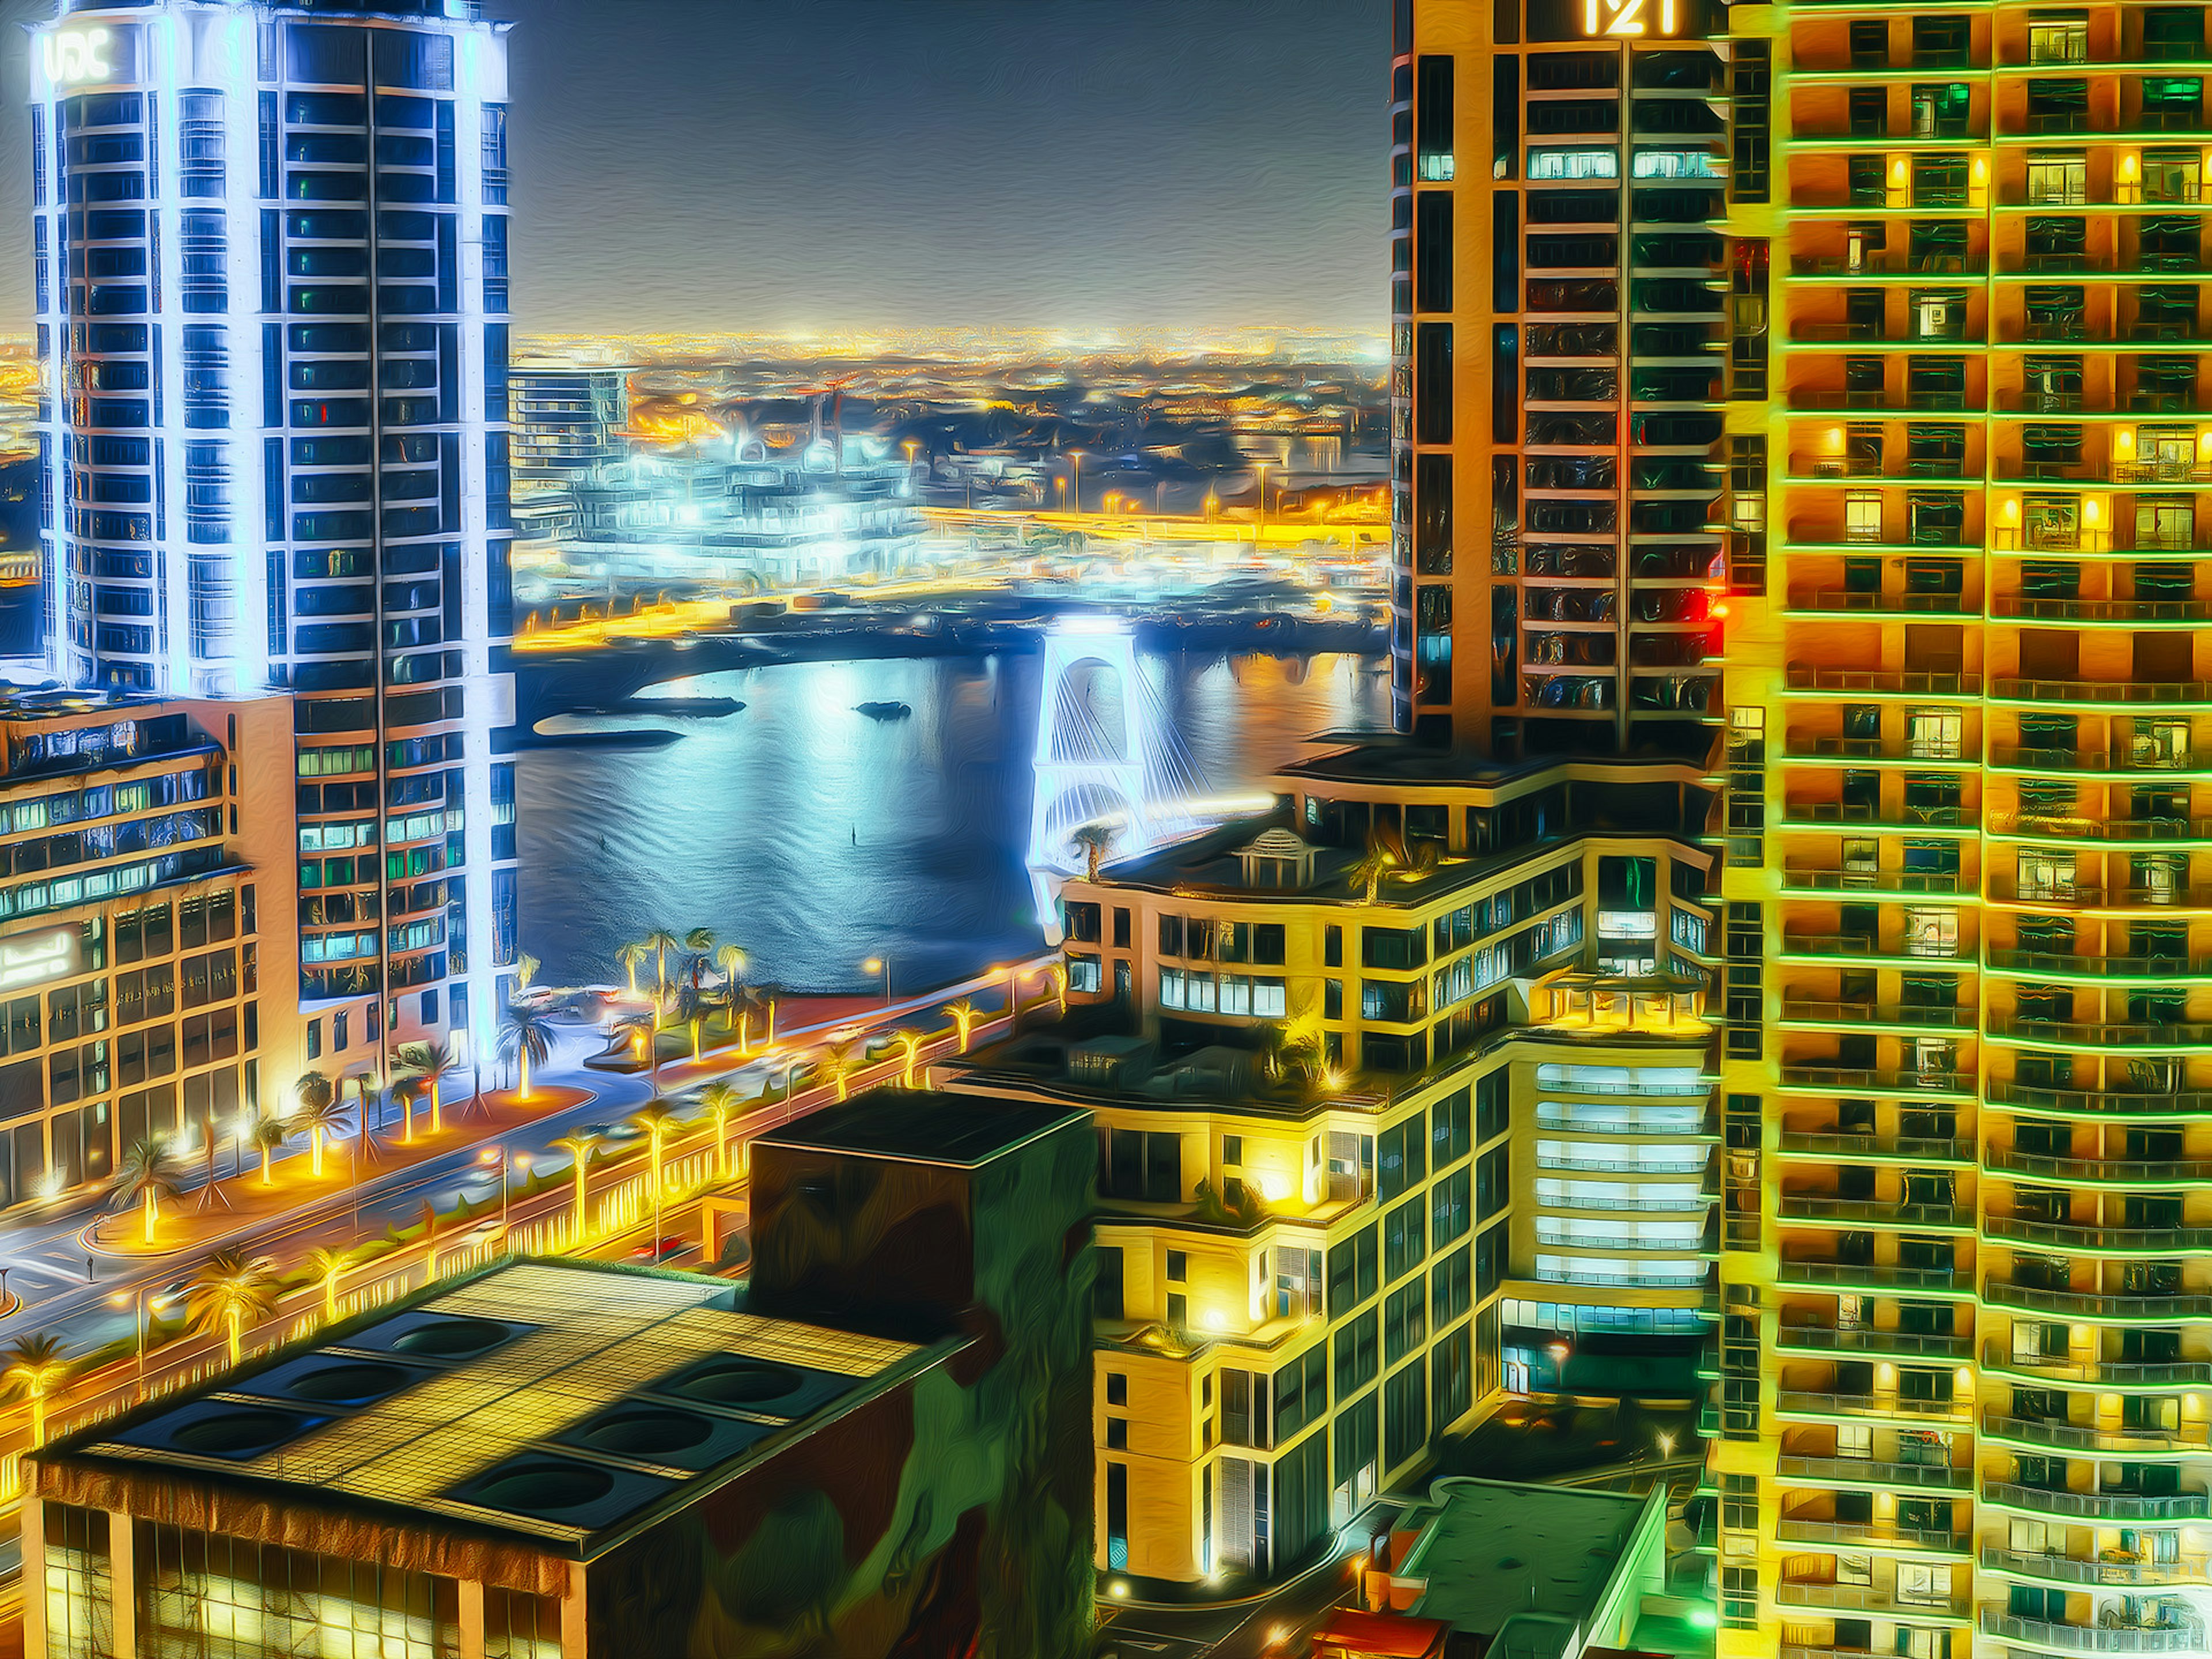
{"left": 0, "top": 0, "right": 1389, "bottom": 338}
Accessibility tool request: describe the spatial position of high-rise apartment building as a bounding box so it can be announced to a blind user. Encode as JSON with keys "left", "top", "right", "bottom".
{"left": 510, "top": 363, "right": 628, "bottom": 491}
{"left": 29, "top": 0, "right": 521, "bottom": 1077}
{"left": 1392, "top": 0, "right": 1737, "bottom": 758}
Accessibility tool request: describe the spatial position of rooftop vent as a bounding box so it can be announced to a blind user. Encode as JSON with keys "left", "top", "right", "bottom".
{"left": 447, "top": 1452, "right": 678, "bottom": 1531}
{"left": 555, "top": 1402, "right": 778, "bottom": 1473}
{"left": 342, "top": 1310, "right": 533, "bottom": 1363}
{"left": 115, "top": 1399, "right": 333, "bottom": 1463}
{"left": 652, "top": 1353, "right": 861, "bottom": 1421}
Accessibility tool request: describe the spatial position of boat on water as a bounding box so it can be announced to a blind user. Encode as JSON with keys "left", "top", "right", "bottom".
{"left": 854, "top": 700, "right": 912, "bottom": 721}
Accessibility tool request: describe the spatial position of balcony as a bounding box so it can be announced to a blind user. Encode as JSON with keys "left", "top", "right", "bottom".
{"left": 1777, "top": 1192, "right": 1974, "bottom": 1230}
{"left": 1987, "top": 819, "right": 2212, "bottom": 850}
{"left": 1983, "top": 1214, "right": 2212, "bottom": 1254}
{"left": 1779, "top": 933, "right": 1968, "bottom": 964}
{"left": 1982, "top": 1341, "right": 2212, "bottom": 1390}
{"left": 1983, "top": 1481, "right": 2211, "bottom": 1522}
{"left": 1533, "top": 1108, "right": 1720, "bottom": 1136}
{"left": 1775, "top": 1257, "right": 1967, "bottom": 1295}
{"left": 1993, "top": 597, "right": 2212, "bottom": 625}
{"left": 1772, "top": 1515, "right": 1971, "bottom": 1553}
{"left": 1981, "top": 1545, "right": 2210, "bottom": 1589}
{"left": 1784, "top": 589, "right": 1976, "bottom": 616}
{"left": 1993, "top": 677, "right": 2212, "bottom": 707}
{"left": 1987, "top": 1080, "right": 2212, "bottom": 1118}
{"left": 1789, "top": 252, "right": 1990, "bottom": 278}
{"left": 1983, "top": 1279, "right": 2212, "bottom": 1321}
{"left": 1986, "top": 946, "right": 2212, "bottom": 976}
{"left": 1983, "top": 1408, "right": 2211, "bottom": 1457}
{"left": 1779, "top": 866, "right": 1968, "bottom": 896}
{"left": 1536, "top": 1152, "right": 1712, "bottom": 1175}
{"left": 1784, "top": 667, "right": 1983, "bottom": 697}
{"left": 1779, "top": 1000, "right": 1975, "bottom": 1031}
{"left": 1778, "top": 1065, "right": 1975, "bottom": 1097}
{"left": 1775, "top": 1323, "right": 1975, "bottom": 1362}
{"left": 1538, "top": 1190, "right": 1709, "bottom": 1213}
{"left": 1777, "top": 1129, "right": 1974, "bottom": 1164}
{"left": 1774, "top": 1576, "right": 1973, "bottom": 1617}
{"left": 1984, "top": 1144, "right": 2212, "bottom": 1184}
{"left": 1778, "top": 1460, "right": 1973, "bottom": 1504}
{"left": 1979, "top": 1611, "right": 2205, "bottom": 1654}
{"left": 1783, "top": 734, "right": 1974, "bottom": 766}
{"left": 1988, "top": 1015, "right": 2212, "bottom": 1048}
{"left": 1990, "top": 739, "right": 2212, "bottom": 775}
{"left": 1779, "top": 803, "right": 1975, "bottom": 834}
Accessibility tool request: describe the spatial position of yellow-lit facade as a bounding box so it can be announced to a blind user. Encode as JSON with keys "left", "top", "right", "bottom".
{"left": 990, "top": 756, "right": 1720, "bottom": 1583}
{"left": 1701, "top": 0, "right": 2212, "bottom": 1653}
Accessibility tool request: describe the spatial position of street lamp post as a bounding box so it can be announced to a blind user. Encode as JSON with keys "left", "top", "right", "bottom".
{"left": 862, "top": 956, "right": 891, "bottom": 1006}
{"left": 1068, "top": 450, "right": 1085, "bottom": 514}
{"left": 1254, "top": 459, "right": 1270, "bottom": 542}
{"left": 112, "top": 1286, "right": 176, "bottom": 1404}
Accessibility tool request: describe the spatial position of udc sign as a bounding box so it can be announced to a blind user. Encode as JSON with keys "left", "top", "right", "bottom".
{"left": 40, "top": 28, "right": 117, "bottom": 87}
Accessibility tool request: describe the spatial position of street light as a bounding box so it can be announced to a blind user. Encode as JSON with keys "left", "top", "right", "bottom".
{"left": 1254, "top": 459, "right": 1271, "bottom": 540}
{"left": 479, "top": 1145, "right": 525, "bottom": 1236}
{"left": 112, "top": 1286, "right": 179, "bottom": 1404}
{"left": 862, "top": 956, "right": 891, "bottom": 1006}
{"left": 1068, "top": 449, "right": 1085, "bottom": 513}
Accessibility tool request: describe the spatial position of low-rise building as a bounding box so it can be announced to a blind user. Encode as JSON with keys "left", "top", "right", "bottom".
{"left": 28, "top": 1088, "right": 1096, "bottom": 1659}
{"left": 955, "top": 740, "right": 1722, "bottom": 1586}
{"left": 0, "top": 689, "right": 299, "bottom": 1211}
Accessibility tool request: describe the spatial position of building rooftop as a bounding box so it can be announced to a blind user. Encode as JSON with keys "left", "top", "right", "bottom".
{"left": 40, "top": 1260, "right": 962, "bottom": 1559}
{"left": 752, "top": 1087, "right": 1087, "bottom": 1167}
{"left": 1397, "top": 1478, "right": 1660, "bottom": 1659}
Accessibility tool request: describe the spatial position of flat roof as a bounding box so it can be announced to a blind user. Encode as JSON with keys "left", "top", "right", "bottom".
{"left": 1401, "top": 1478, "right": 1655, "bottom": 1656}
{"left": 753, "top": 1088, "right": 1086, "bottom": 1167}
{"left": 44, "top": 1260, "right": 959, "bottom": 1558}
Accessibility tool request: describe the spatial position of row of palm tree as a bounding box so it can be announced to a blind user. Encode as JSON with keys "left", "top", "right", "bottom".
{"left": 3, "top": 1245, "right": 285, "bottom": 1444}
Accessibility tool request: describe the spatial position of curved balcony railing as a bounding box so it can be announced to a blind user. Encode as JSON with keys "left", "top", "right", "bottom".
{"left": 1987, "top": 1080, "right": 2212, "bottom": 1117}
{"left": 1987, "top": 813, "right": 2212, "bottom": 846}
{"left": 1984, "top": 1146, "right": 2212, "bottom": 1184}
{"left": 1780, "top": 933, "right": 1968, "bottom": 963}
{"left": 1983, "top": 1408, "right": 2211, "bottom": 1456}
{"left": 1773, "top": 1515, "right": 1971, "bottom": 1551}
{"left": 1993, "top": 597, "right": 2212, "bottom": 624}
{"left": 1979, "top": 1611, "right": 2206, "bottom": 1654}
{"left": 1786, "top": 589, "right": 1976, "bottom": 615}
{"left": 1983, "top": 1214, "right": 2212, "bottom": 1253}
{"left": 1983, "top": 1481, "right": 2211, "bottom": 1521}
{"left": 1981, "top": 1341, "right": 2212, "bottom": 1389}
{"left": 1986, "top": 946, "right": 2212, "bottom": 976}
{"left": 1987, "top": 1015, "right": 2212, "bottom": 1047}
{"left": 1980, "top": 1545, "right": 2210, "bottom": 1589}
{"left": 1785, "top": 666, "right": 1983, "bottom": 696}
{"left": 1994, "top": 677, "right": 2212, "bottom": 705}
{"left": 1983, "top": 1279, "right": 2212, "bottom": 1320}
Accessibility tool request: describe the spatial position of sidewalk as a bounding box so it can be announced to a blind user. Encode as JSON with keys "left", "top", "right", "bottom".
{"left": 85, "top": 1082, "right": 596, "bottom": 1263}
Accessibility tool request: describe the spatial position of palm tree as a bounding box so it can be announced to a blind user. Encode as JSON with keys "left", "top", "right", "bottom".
{"left": 632, "top": 1099, "right": 680, "bottom": 1201}
{"left": 820, "top": 1039, "right": 859, "bottom": 1101}
{"left": 108, "top": 1138, "right": 183, "bottom": 1246}
{"left": 1070, "top": 822, "right": 1118, "bottom": 882}
{"left": 896, "top": 1028, "right": 925, "bottom": 1089}
{"left": 499, "top": 1002, "right": 555, "bottom": 1101}
{"left": 291, "top": 1072, "right": 343, "bottom": 1179}
{"left": 943, "top": 998, "right": 980, "bottom": 1053}
{"left": 616, "top": 941, "right": 650, "bottom": 998}
{"left": 187, "top": 1249, "right": 279, "bottom": 1367}
{"left": 642, "top": 928, "right": 680, "bottom": 1001}
{"left": 251, "top": 1115, "right": 287, "bottom": 1187}
{"left": 1349, "top": 842, "right": 1399, "bottom": 904}
{"left": 306, "top": 1245, "right": 355, "bottom": 1322}
{"left": 699, "top": 1081, "right": 740, "bottom": 1179}
{"left": 4, "top": 1334, "right": 70, "bottom": 1446}
{"left": 684, "top": 927, "right": 715, "bottom": 990}
{"left": 550, "top": 1132, "right": 599, "bottom": 1244}
{"left": 394, "top": 1039, "right": 456, "bottom": 1138}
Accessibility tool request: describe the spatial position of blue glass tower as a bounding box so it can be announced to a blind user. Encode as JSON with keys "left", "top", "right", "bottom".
{"left": 30, "top": 0, "right": 520, "bottom": 1072}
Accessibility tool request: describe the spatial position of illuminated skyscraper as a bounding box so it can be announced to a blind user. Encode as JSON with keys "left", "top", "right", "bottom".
{"left": 29, "top": 0, "right": 521, "bottom": 1070}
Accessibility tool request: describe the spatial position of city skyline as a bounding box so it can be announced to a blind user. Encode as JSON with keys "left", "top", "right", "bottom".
{"left": 0, "top": 0, "right": 1392, "bottom": 336}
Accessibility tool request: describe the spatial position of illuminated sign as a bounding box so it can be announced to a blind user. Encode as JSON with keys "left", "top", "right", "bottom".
{"left": 41, "top": 28, "right": 115, "bottom": 87}
{"left": 0, "top": 930, "right": 74, "bottom": 992}
{"left": 1583, "top": 0, "right": 1677, "bottom": 34}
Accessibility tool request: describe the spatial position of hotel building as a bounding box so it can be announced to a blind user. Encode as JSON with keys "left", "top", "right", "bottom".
{"left": 0, "top": 688, "right": 297, "bottom": 1213}
{"left": 28, "top": 0, "right": 522, "bottom": 1078}
{"left": 510, "top": 364, "right": 629, "bottom": 491}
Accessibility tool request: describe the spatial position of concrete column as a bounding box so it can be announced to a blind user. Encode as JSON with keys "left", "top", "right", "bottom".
{"left": 457, "top": 1577, "right": 484, "bottom": 1659}
{"left": 106, "top": 1509, "right": 134, "bottom": 1659}
{"left": 560, "top": 1561, "right": 588, "bottom": 1658}
{"left": 18, "top": 1494, "right": 42, "bottom": 1659}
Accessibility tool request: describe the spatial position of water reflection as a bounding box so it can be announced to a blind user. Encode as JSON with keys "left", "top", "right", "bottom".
{"left": 516, "top": 651, "right": 1388, "bottom": 992}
